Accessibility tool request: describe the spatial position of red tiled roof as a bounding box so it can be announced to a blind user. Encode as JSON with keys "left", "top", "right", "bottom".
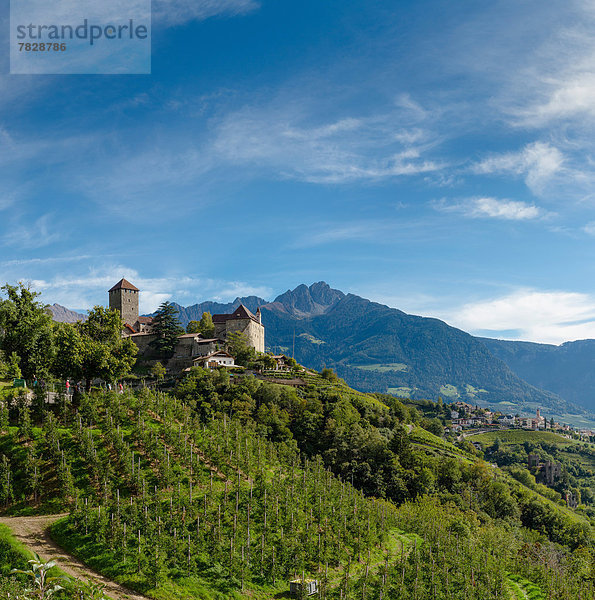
{"left": 212, "top": 304, "right": 259, "bottom": 324}
{"left": 124, "top": 323, "right": 136, "bottom": 333}
{"left": 109, "top": 278, "right": 139, "bottom": 292}
{"left": 137, "top": 316, "right": 153, "bottom": 324}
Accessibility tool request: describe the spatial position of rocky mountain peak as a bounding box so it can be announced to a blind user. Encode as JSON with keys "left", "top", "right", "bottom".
{"left": 270, "top": 281, "right": 345, "bottom": 318}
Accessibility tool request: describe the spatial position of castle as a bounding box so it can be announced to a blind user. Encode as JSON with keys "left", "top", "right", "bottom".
{"left": 109, "top": 278, "right": 154, "bottom": 334}
{"left": 108, "top": 278, "right": 265, "bottom": 368}
{"left": 213, "top": 305, "right": 265, "bottom": 353}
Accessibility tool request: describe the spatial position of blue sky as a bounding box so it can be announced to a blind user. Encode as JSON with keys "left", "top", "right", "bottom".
{"left": 2, "top": 0, "right": 595, "bottom": 344}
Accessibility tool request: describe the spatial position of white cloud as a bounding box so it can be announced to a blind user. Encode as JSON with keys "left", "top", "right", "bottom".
{"left": 584, "top": 221, "right": 595, "bottom": 235}
{"left": 0, "top": 255, "right": 98, "bottom": 268}
{"left": 212, "top": 102, "right": 444, "bottom": 184}
{"left": 436, "top": 197, "right": 543, "bottom": 221}
{"left": 212, "top": 282, "right": 273, "bottom": 301}
{"left": 528, "top": 74, "right": 595, "bottom": 125}
{"left": 18, "top": 265, "right": 273, "bottom": 313}
{"left": 472, "top": 142, "right": 564, "bottom": 195}
{"left": 448, "top": 288, "right": 595, "bottom": 344}
{"left": 153, "top": 0, "right": 259, "bottom": 26}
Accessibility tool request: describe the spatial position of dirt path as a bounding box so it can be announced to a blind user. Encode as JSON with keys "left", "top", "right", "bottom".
{"left": 0, "top": 514, "right": 149, "bottom": 600}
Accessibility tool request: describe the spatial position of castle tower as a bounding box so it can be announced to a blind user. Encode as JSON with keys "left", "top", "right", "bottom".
{"left": 109, "top": 278, "right": 139, "bottom": 326}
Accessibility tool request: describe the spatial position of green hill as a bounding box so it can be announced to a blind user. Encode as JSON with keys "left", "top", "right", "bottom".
{"left": 0, "top": 368, "right": 592, "bottom": 599}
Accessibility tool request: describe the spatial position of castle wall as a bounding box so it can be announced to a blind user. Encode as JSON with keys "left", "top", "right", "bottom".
{"left": 130, "top": 333, "right": 159, "bottom": 356}
{"left": 224, "top": 319, "right": 265, "bottom": 353}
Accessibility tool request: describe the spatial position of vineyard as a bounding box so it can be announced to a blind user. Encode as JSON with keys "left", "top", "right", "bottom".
{"left": 0, "top": 378, "right": 592, "bottom": 599}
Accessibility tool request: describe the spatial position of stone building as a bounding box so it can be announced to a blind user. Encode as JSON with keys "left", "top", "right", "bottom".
{"left": 213, "top": 304, "right": 265, "bottom": 353}
{"left": 109, "top": 278, "right": 139, "bottom": 326}
{"left": 109, "top": 278, "right": 154, "bottom": 333}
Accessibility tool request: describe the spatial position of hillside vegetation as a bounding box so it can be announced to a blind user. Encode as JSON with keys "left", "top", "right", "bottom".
{"left": 0, "top": 368, "right": 592, "bottom": 598}
{"left": 472, "top": 428, "right": 595, "bottom": 520}
{"left": 481, "top": 337, "right": 595, "bottom": 414}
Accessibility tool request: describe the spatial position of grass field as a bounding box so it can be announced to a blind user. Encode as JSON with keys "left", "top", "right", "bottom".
{"left": 0, "top": 523, "right": 34, "bottom": 574}
{"left": 439, "top": 384, "right": 459, "bottom": 398}
{"left": 409, "top": 425, "right": 475, "bottom": 460}
{"left": 387, "top": 387, "right": 413, "bottom": 396}
{"left": 298, "top": 333, "right": 325, "bottom": 345}
{"left": 351, "top": 363, "right": 408, "bottom": 373}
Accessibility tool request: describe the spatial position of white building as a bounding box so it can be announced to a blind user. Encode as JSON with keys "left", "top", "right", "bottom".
{"left": 193, "top": 351, "right": 235, "bottom": 370}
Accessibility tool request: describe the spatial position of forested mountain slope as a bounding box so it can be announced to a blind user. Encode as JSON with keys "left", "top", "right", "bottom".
{"left": 480, "top": 337, "right": 595, "bottom": 413}
{"left": 261, "top": 290, "right": 568, "bottom": 412}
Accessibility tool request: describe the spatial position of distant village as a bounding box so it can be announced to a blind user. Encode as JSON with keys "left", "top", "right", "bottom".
{"left": 448, "top": 401, "right": 595, "bottom": 440}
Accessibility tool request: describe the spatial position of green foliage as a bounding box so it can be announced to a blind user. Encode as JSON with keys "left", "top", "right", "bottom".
{"left": 226, "top": 332, "right": 257, "bottom": 367}
{"left": 186, "top": 313, "right": 216, "bottom": 337}
{"left": 150, "top": 361, "right": 167, "bottom": 382}
{"left": 7, "top": 352, "right": 22, "bottom": 379}
{"left": 0, "top": 362, "right": 592, "bottom": 598}
{"left": 10, "top": 554, "right": 68, "bottom": 598}
{"left": 199, "top": 312, "right": 215, "bottom": 338}
{"left": 150, "top": 302, "right": 184, "bottom": 357}
{"left": 186, "top": 321, "right": 201, "bottom": 334}
{"left": 0, "top": 283, "right": 55, "bottom": 380}
{"left": 320, "top": 368, "right": 338, "bottom": 382}
{"left": 53, "top": 307, "right": 137, "bottom": 390}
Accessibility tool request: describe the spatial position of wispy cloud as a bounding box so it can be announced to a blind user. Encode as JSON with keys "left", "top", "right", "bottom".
{"left": 471, "top": 142, "right": 564, "bottom": 195}
{"left": 448, "top": 288, "right": 595, "bottom": 344}
{"left": 212, "top": 100, "right": 445, "bottom": 184}
{"left": 74, "top": 145, "right": 216, "bottom": 216}
{"left": 3, "top": 215, "right": 63, "bottom": 249}
{"left": 0, "top": 255, "right": 100, "bottom": 268}
{"left": 435, "top": 197, "right": 544, "bottom": 221}
{"left": 291, "top": 222, "right": 388, "bottom": 248}
{"left": 153, "top": 0, "right": 260, "bottom": 26}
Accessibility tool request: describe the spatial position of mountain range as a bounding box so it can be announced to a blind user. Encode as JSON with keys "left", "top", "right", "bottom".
{"left": 48, "top": 282, "right": 595, "bottom": 426}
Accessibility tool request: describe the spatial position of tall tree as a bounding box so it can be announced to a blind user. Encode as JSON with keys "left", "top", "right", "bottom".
{"left": 227, "top": 331, "right": 257, "bottom": 366}
{"left": 186, "top": 312, "right": 215, "bottom": 337}
{"left": 199, "top": 312, "right": 215, "bottom": 338}
{"left": 150, "top": 301, "right": 184, "bottom": 356}
{"left": 53, "top": 306, "right": 137, "bottom": 391}
{"left": 0, "top": 283, "right": 55, "bottom": 380}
